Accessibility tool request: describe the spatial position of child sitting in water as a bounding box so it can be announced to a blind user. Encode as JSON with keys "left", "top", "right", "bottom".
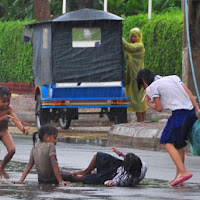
{"left": 0, "top": 86, "right": 29, "bottom": 179}
{"left": 72, "top": 147, "right": 147, "bottom": 187}
{"left": 12, "top": 124, "right": 72, "bottom": 186}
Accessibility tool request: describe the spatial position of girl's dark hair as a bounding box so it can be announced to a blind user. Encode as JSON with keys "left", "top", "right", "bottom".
{"left": 136, "top": 69, "right": 155, "bottom": 90}
{"left": 123, "top": 153, "right": 142, "bottom": 185}
{"left": 32, "top": 124, "right": 58, "bottom": 146}
{"left": 0, "top": 86, "right": 11, "bottom": 98}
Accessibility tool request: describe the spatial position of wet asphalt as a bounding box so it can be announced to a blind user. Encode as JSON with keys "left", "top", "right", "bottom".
{"left": 0, "top": 134, "right": 200, "bottom": 200}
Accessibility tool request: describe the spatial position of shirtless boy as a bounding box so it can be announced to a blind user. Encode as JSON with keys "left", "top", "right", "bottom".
{"left": 0, "top": 86, "right": 29, "bottom": 179}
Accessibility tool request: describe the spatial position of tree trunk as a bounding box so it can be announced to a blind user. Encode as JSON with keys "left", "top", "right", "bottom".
{"left": 76, "top": 0, "right": 93, "bottom": 9}
{"left": 34, "top": 0, "right": 51, "bottom": 21}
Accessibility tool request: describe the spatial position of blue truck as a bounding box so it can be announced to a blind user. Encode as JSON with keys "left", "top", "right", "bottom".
{"left": 25, "top": 8, "right": 130, "bottom": 129}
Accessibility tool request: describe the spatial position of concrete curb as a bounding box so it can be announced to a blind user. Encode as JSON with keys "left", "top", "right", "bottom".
{"left": 108, "top": 122, "right": 165, "bottom": 151}
{"left": 108, "top": 121, "right": 191, "bottom": 153}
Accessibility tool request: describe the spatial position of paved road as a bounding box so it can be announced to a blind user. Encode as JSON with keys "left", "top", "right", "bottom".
{"left": 0, "top": 134, "right": 200, "bottom": 200}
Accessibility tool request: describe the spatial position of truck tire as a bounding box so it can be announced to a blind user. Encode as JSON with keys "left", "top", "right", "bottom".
{"left": 110, "top": 107, "right": 127, "bottom": 124}
{"left": 35, "top": 95, "right": 50, "bottom": 129}
{"left": 59, "top": 109, "right": 72, "bottom": 129}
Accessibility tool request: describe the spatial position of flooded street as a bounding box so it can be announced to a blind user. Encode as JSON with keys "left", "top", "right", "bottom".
{"left": 0, "top": 134, "right": 200, "bottom": 199}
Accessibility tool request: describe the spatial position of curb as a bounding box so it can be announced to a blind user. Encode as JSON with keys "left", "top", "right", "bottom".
{"left": 108, "top": 122, "right": 165, "bottom": 151}
{"left": 108, "top": 121, "right": 191, "bottom": 153}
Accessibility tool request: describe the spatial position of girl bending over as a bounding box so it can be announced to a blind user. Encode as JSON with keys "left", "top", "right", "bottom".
{"left": 136, "top": 69, "right": 200, "bottom": 186}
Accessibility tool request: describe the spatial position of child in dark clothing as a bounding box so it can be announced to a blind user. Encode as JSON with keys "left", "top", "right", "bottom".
{"left": 72, "top": 147, "right": 147, "bottom": 187}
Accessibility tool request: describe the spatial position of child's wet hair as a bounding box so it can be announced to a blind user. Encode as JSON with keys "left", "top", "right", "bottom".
{"left": 136, "top": 69, "right": 155, "bottom": 90}
{"left": 0, "top": 86, "right": 11, "bottom": 98}
{"left": 32, "top": 124, "right": 58, "bottom": 146}
{"left": 123, "top": 153, "right": 142, "bottom": 183}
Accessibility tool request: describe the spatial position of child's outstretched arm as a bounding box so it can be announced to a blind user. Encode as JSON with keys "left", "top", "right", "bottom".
{"left": 110, "top": 147, "right": 126, "bottom": 158}
{"left": 9, "top": 106, "right": 29, "bottom": 135}
{"left": 12, "top": 156, "right": 34, "bottom": 184}
{"left": 182, "top": 83, "right": 200, "bottom": 119}
{"left": 50, "top": 155, "right": 70, "bottom": 186}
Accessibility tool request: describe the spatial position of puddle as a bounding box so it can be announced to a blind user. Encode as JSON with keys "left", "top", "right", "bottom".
{"left": 57, "top": 137, "right": 108, "bottom": 147}
{"left": 1, "top": 167, "right": 200, "bottom": 200}
{"left": 1, "top": 134, "right": 200, "bottom": 200}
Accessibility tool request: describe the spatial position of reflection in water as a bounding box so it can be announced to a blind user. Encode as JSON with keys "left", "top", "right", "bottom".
{"left": 1, "top": 174, "right": 200, "bottom": 200}
{"left": 1, "top": 135, "right": 200, "bottom": 200}
{"left": 57, "top": 137, "right": 107, "bottom": 147}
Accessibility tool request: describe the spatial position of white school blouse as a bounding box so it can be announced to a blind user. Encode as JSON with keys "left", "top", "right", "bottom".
{"left": 146, "top": 75, "right": 193, "bottom": 111}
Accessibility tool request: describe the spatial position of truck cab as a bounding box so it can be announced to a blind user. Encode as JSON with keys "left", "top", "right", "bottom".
{"left": 26, "top": 8, "right": 130, "bottom": 129}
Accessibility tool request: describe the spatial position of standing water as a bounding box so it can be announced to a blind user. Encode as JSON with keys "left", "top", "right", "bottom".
{"left": 0, "top": 134, "right": 200, "bottom": 199}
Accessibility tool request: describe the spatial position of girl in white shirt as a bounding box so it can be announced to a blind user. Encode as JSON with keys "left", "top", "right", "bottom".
{"left": 136, "top": 69, "right": 200, "bottom": 187}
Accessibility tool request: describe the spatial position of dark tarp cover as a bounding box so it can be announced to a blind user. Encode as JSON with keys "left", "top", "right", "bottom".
{"left": 32, "top": 24, "right": 52, "bottom": 86}
{"left": 30, "top": 9, "right": 125, "bottom": 87}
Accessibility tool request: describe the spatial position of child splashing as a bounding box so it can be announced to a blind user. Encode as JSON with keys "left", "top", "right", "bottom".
{"left": 0, "top": 86, "right": 29, "bottom": 179}
{"left": 12, "top": 124, "right": 72, "bottom": 186}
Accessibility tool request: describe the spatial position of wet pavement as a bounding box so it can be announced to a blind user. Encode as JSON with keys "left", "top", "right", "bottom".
{"left": 0, "top": 134, "right": 200, "bottom": 199}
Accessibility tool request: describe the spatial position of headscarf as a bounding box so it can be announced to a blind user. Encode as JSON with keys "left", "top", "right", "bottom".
{"left": 129, "top": 27, "right": 143, "bottom": 43}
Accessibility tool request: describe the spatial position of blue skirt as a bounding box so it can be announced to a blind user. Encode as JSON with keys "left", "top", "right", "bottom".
{"left": 160, "top": 109, "right": 197, "bottom": 149}
{"left": 82, "top": 152, "right": 123, "bottom": 184}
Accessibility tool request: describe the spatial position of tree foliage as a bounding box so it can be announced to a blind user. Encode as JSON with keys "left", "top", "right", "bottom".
{"left": 0, "top": 0, "right": 181, "bottom": 21}
{"left": 0, "top": 0, "right": 35, "bottom": 21}
{"left": 108, "top": 0, "right": 181, "bottom": 16}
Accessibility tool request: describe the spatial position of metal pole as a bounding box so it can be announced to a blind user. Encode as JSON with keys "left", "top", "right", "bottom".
{"left": 62, "top": 0, "right": 66, "bottom": 14}
{"left": 104, "top": 0, "right": 108, "bottom": 12}
{"left": 148, "top": 0, "right": 152, "bottom": 20}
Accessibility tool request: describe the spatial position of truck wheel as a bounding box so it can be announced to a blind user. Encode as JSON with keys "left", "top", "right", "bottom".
{"left": 110, "top": 108, "right": 127, "bottom": 124}
{"left": 59, "top": 109, "right": 72, "bottom": 129}
{"left": 35, "top": 95, "right": 50, "bottom": 129}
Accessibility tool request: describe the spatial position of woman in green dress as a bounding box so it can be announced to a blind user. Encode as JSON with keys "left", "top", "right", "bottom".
{"left": 123, "top": 27, "right": 147, "bottom": 122}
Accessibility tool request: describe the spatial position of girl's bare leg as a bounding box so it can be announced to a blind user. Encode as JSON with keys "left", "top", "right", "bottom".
{"left": 164, "top": 144, "right": 190, "bottom": 177}
{"left": 178, "top": 148, "right": 185, "bottom": 163}
{"left": 72, "top": 153, "right": 97, "bottom": 181}
{"left": 0, "top": 131, "right": 16, "bottom": 179}
{"left": 169, "top": 148, "right": 185, "bottom": 182}
{"left": 176, "top": 148, "right": 185, "bottom": 176}
{"left": 136, "top": 111, "right": 146, "bottom": 122}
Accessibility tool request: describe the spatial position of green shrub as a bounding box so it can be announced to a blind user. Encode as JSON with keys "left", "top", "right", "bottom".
{"left": 0, "top": 21, "right": 33, "bottom": 83}
{"left": 123, "top": 10, "right": 183, "bottom": 77}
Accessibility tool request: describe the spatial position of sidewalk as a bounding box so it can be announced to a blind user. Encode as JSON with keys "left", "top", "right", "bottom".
{"left": 10, "top": 93, "right": 192, "bottom": 153}
{"left": 9, "top": 105, "right": 177, "bottom": 151}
